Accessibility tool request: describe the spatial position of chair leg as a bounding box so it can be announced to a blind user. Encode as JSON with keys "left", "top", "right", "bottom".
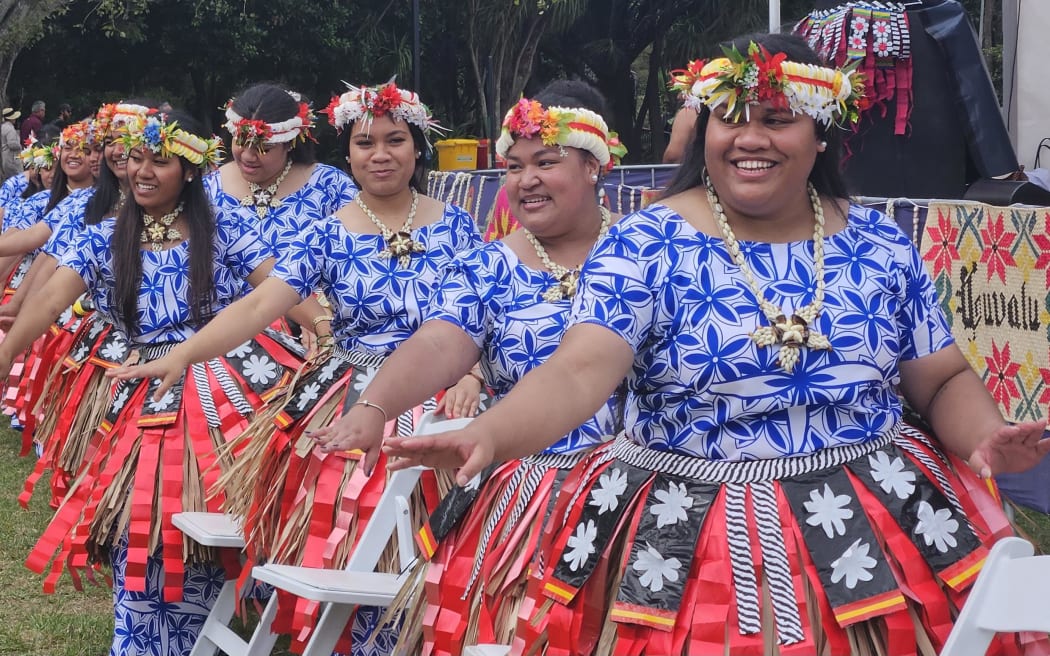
{"left": 242, "top": 593, "right": 281, "bottom": 656}
{"left": 300, "top": 603, "right": 355, "bottom": 656}
{"left": 190, "top": 578, "right": 239, "bottom": 656}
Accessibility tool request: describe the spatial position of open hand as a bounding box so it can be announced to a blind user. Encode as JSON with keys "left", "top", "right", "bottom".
{"left": 968, "top": 419, "right": 1050, "bottom": 478}
{"left": 310, "top": 403, "right": 388, "bottom": 475}
{"left": 383, "top": 426, "right": 493, "bottom": 486}
{"left": 106, "top": 352, "right": 186, "bottom": 402}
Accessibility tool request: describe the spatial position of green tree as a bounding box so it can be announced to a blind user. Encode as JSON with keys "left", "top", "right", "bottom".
{"left": 0, "top": 0, "right": 72, "bottom": 109}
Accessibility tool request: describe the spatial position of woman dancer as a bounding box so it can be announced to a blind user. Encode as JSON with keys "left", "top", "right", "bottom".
{"left": 111, "top": 81, "right": 481, "bottom": 654}
{"left": 384, "top": 34, "right": 1050, "bottom": 655}
{"left": 0, "top": 109, "right": 313, "bottom": 655}
{"left": 207, "top": 83, "right": 356, "bottom": 347}
{"left": 328, "top": 80, "right": 627, "bottom": 653}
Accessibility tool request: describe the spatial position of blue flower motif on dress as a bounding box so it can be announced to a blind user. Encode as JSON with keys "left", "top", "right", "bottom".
{"left": 570, "top": 204, "right": 953, "bottom": 459}
{"left": 270, "top": 203, "right": 480, "bottom": 356}
{"left": 60, "top": 209, "right": 272, "bottom": 344}
{"left": 0, "top": 173, "right": 28, "bottom": 212}
{"left": 4, "top": 189, "right": 49, "bottom": 231}
{"left": 204, "top": 163, "right": 356, "bottom": 254}
{"left": 425, "top": 241, "right": 620, "bottom": 454}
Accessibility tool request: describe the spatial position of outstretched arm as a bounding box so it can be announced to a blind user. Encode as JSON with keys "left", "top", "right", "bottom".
{"left": 107, "top": 273, "right": 303, "bottom": 398}
{"left": 899, "top": 344, "right": 1050, "bottom": 477}
{"left": 383, "top": 323, "right": 633, "bottom": 485}
{"left": 0, "top": 222, "right": 50, "bottom": 257}
{"left": 0, "top": 267, "right": 86, "bottom": 376}
{"left": 312, "top": 319, "right": 480, "bottom": 475}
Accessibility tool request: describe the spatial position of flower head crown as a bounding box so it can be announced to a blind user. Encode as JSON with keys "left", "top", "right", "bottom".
{"left": 495, "top": 98, "right": 627, "bottom": 171}
{"left": 223, "top": 92, "right": 316, "bottom": 151}
{"left": 322, "top": 81, "right": 443, "bottom": 142}
{"left": 18, "top": 135, "right": 58, "bottom": 170}
{"left": 669, "top": 41, "right": 867, "bottom": 127}
{"left": 123, "top": 113, "right": 223, "bottom": 168}
{"left": 95, "top": 102, "right": 155, "bottom": 141}
{"left": 60, "top": 121, "right": 99, "bottom": 151}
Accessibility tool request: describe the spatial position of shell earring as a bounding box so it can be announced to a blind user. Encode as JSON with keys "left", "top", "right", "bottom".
{"left": 818, "top": 140, "right": 828, "bottom": 152}
{"left": 590, "top": 174, "right": 599, "bottom": 183}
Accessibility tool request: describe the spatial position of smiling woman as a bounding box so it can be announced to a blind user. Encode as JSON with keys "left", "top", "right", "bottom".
{"left": 108, "top": 81, "right": 482, "bottom": 653}
{"left": 0, "top": 108, "right": 311, "bottom": 656}
{"left": 379, "top": 33, "right": 1050, "bottom": 655}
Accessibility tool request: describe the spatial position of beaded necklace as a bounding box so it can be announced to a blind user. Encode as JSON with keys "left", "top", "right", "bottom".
{"left": 241, "top": 159, "right": 292, "bottom": 219}
{"left": 141, "top": 202, "right": 185, "bottom": 252}
{"left": 524, "top": 205, "right": 612, "bottom": 302}
{"left": 356, "top": 188, "right": 423, "bottom": 267}
{"left": 705, "top": 175, "right": 832, "bottom": 372}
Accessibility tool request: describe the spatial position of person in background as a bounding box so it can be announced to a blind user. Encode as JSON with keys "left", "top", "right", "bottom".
{"left": 51, "top": 103, "right": 72, "bottom": 130}
{"left": 1, "top": 108, "right": 22, "bottom": 180}
{"left": 20, "top": 100, "right": 44, "bottom": 143}
{"left": 382, "top": 33, "right": 1050, "bottom": 655}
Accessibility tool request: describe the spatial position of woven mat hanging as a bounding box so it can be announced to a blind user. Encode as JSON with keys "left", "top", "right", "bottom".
{"left": 920, "top": 201, "right": 1050, "bottom": 424}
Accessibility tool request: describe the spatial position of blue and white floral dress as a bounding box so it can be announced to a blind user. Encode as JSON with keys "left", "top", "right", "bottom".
{"left": 204, "top": 163, "right": 357, "bottom": 250}
{"left": 26, "top": 210, "right": 304, "bottom": 656}
{"left": 10, "top": 188, "right": 96, "bottom": 438}
{"left": 507, "top": 203, "right": 1026, "bottom": 656}
{"left": 0, "top": 172, "right": 29, "bottom": 215}
{"left": 396, "top": 240, "right": 623, "bottom": 654}
{"left": 217, "top": 203, "right": 480, "bottom": 655}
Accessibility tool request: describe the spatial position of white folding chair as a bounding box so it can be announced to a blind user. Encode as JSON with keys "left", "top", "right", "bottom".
{"left": 183, "top": 409, "right": 471, "bottom": 656}
{"left": 940, "top": 536, "right": 1050, "bottom": 656}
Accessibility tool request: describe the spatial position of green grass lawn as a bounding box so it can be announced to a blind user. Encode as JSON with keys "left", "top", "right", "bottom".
{"left": 0, "top": 425, "right": 111, "bottom": 656}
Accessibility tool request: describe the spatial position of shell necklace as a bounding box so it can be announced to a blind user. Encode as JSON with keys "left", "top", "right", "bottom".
{"left": 356, "top": 188, "right": 424, "bottom": 267}
{"left": 141, "top": 203, "right": 185, "bottom": 252}
{"left": 706, "top": 175, "right": 831, "bottom": 373}
{"left": 241, "top": 159, "right": 292, "bottom": 219}
{"left": 524, "top": 205, "right": 612, "bottom": 302}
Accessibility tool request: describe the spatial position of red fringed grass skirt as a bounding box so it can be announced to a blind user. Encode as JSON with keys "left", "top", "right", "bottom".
{"left": 490, "top": 424, "right": 1050, "bottom": 656}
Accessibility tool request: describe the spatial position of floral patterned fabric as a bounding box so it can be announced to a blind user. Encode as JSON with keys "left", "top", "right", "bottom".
{"left": 204, "top": 163, "right": 357, "bottom": 252}
{"left": 110, "top": 530, "right": 224, "bottom": 656}
{"left": 425, "top": 240, "right": 619, "bottom": 454}
{"left": 4, "top": 189, "right": 49, "bottom": 232}
{"left": 270, "top": 203, "right": 482, "bottom": 355}
{"left": 570, "top": 202, "right": 953, "bottom": 459}
{"left": 40, "top": 187, "right": 96, "bottom": 258}
{"left": 59, "top": 209, "right": 273, "bottom": 343}
{"left": 0, "top": 173, "right": 28, "bottom": 211}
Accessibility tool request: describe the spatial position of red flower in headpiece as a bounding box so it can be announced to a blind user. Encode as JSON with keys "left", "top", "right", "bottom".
{"left": 372, "top": 84, "right": 404, "bottom": 115}
{"left": 322, "top": 95, "right": 341, "bottom": 127}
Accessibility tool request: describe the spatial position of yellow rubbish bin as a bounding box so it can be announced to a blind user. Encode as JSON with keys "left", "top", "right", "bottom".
{"left": 435, "top": 138, "right": 479, "bottom": 171}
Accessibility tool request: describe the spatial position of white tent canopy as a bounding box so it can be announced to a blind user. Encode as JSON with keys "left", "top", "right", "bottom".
{"left": 1001, "top": 0, "right": 1047, "bottom": 169}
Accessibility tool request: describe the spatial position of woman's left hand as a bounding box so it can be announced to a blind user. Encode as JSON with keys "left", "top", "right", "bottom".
{"left": 968, "top": 420, "right": 1050, "bottom": 478}
{"left": 384, "top": 426, "right": 493, "bottom": 486}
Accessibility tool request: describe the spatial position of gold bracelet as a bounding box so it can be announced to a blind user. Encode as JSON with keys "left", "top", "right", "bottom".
{"left": 312, "top": 314, "right": 333, "bottom": 329}
{"left": 465, "top": 369, "right": 485, "bottom": 385}
{"left": 353, "top": 399, "right": 389, "bottom": 423}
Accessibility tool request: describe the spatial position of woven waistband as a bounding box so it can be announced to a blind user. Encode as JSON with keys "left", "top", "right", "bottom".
{"left": 330, "top": 346, "right": 388, "bottom": 371}
{"left": 610, "top": 424, "right": 899, "bottom": 484}
{"left": 137, "top": 342, "right": 180, "bottom": 362}
{"left": 523, "top": 449, "right": 590, "bottom": 470}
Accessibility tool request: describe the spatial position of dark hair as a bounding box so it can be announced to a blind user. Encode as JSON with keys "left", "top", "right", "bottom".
{"left": 45, "top": 134, "right": 95, "bottom": 214}
{"left": 20, "top": 124, "right": 60, "bottom": 200}
{"left": 229, "top": 83, "right": 316, "bottom": 164}
{"left": 534, "top": 80, "right": 610, "bottom": 119}
{"left": 339, "top": 117, "right": 430, "bottom": 193}
{"left": 661, "top": 32, "right": 850, "bottom": 201}
{"left": 85, "top": 98, "right": 158, "bottom": 224}
{"left": 112, "top": 110, "right": 215, "bottom": 336}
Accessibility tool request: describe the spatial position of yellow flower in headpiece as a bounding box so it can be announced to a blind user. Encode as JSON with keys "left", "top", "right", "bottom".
{"left": 123, "top": 115, "right": 223, "bottom": 168}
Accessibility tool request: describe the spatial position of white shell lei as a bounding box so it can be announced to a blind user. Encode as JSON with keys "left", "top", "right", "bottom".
{"left": 524, "top": 205, "right": 611, "bottom": 302}
{"left": 706, "top": 176, "right": 832, "bottom": 372}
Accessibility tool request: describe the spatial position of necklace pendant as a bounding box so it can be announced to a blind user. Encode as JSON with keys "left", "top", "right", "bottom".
{"left": 385, "top": 231, "right": 424, "bottom": 267}
{"left": 750, "top": 313, "right": 832, "bottom": 372}
{"left": 542, "top": 284, "right": 565, "bottom": 303}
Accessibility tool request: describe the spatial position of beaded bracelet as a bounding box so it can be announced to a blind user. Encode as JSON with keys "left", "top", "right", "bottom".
{"left": 312, "top": 314, "right": 333, "bottom": 328}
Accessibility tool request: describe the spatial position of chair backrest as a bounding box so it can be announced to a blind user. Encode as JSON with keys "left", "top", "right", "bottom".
{"left": 940, "top": 537, "right": 1050, "bottom": 656}
{"left": 342, "top": 409, "right": 473, "bottom": 573}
